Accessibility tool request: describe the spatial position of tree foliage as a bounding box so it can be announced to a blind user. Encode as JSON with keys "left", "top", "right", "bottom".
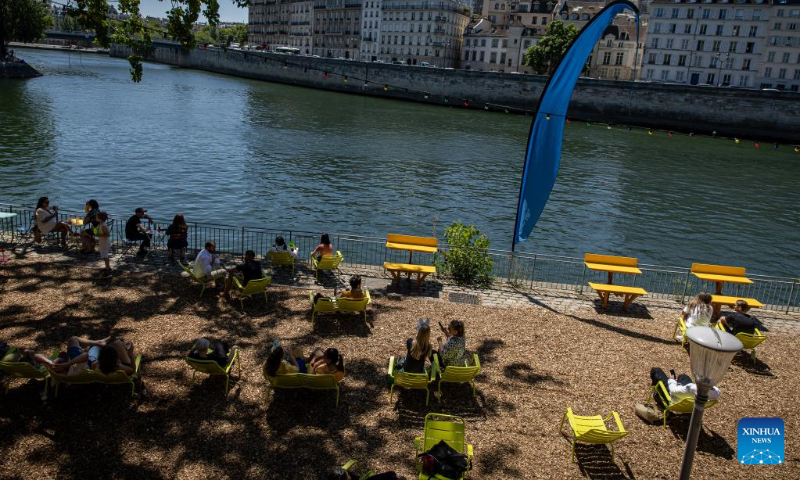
{"left": 524, "top": 19, "right": 581, "bottom": 75}
{"left": 437, "top": 222, "right": 494, "bottom": 288}
{"left": 194, "top": 23, "right": 247, "bottom": 47}
{"left": 1, "top": 0, "right": 53, "bottom": 58}
{"left": 71, "top": 0, "right": 249, "bottom": 82}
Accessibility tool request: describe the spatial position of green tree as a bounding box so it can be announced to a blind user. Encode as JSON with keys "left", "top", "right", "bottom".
{"left": 1, "top": 0, "right": 52, "bottom": 59}
{"left": 437, "top": 222, "right": 494, "bottom": 287}
{"left": 524, "top": 19, "right": 581, "bottom": 75}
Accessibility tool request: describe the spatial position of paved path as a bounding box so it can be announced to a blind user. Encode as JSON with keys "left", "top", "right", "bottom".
{"left": 7, "top": 241, "right": 800, "bottom": 335}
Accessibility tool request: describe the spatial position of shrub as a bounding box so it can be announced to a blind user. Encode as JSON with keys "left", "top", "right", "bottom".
{"left": 438, "top": 222, "right": 493, "bottom": 287}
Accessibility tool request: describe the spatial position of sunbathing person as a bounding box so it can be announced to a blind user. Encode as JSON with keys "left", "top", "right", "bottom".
{"left": 263, "top": 342, "right": 309, "bottom": 377}
{"left": 436, "top": 320, "right": 467, "bottom": 368}
{"left": 401, "top": 318, "right": 433, "bottom": 374}
{"left": 34, "top": 197, "right": 71, "bottom": 247}
{"left": 49, "top": 335, "right": 111, "bottom": 375}
{"left": 311, "top": 233, "right": 334, "bottom": 261}
{"left": 310, "top": 347, "right": 345, "bottom": 383}
{"left": 718, "top": 300, "right": 758, "bottom": 335}
{"left": 1, "top": 346, "right": 56, "bottom": 371}
{"left": 93, "top": 339, "right": 136, "bottom": 375}
{"left": 188, "top": 338, "right": 237, "bottom": 367}
{"left": 312, "top": 275, "right": 364, "bottom": 304}
{"left": 650, "top": 367, "right": 720, "bottom": 409}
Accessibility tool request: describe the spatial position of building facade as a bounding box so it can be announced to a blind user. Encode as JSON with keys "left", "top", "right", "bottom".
{"left": 758, "top": 0, "right": 800, "bottom": 90}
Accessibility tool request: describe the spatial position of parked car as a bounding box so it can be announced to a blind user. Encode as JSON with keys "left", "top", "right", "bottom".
{"left": 373, "top": 59, "right": 385, "bottom": 63}
{"left": 391, "top": 60, "right": 404, "bottom": 65}
{"left": 419, "top": 62, "right": 433, "bottom": 68}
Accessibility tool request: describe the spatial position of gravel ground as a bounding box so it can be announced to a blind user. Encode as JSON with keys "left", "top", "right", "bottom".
{"left": 0, "top": 257, "right": 796, "bottom": 479}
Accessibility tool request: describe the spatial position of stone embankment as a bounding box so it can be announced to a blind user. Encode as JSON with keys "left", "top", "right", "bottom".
{"left": 0, "top": 60, "right": 41, "bottom": 79}
{"left": 109, "top": 42, "right": 800, "bottom": 143}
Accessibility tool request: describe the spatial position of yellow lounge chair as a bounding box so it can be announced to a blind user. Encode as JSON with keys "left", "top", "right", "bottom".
{"left": 414, "top": 413, "right": 473, "bottom": 479}
{"left": 0, "top": 348, "right": 59, "bottom": 398}
{"left": 264, "top": 359, "right": 345, "bottom": 407}
{"left": 233, "top": 276, "right": 272, "bottom": 310}
{"left": 268, "top": 250, "right": 296, "bottom": 275}
{"left": 179, "top": 261, "right": 213, "bottom": 298}
{"left": 339, "top": 460, "right": 376, "bottom": 480}
{"left": 714, "top": 323, "right": 766, "bottom": 365}
{"left": 432, "top": 353, "right": 481, "bottom": 401}
{"left": 185, "top": 346, "right": 240, "bottom": 395}
{"left": 647, "top": 381, "right": 718, "bottom": 427}
{"left": 674, "top": 318, "right": 688, "bottom": 348}
{"left": 51, "top": 354, "right": 143, "bottom": 398}
{"left": 310, "top": 250, "right": 343, "bottom": 281}
{"left": 387, "top": 356, "right": 436, "bottom": 406}
{"left": 559, "top": 407, "right": 628, "bottom": 462}
{"left": 309, "top": 290, "right": 371, "bottom": 327}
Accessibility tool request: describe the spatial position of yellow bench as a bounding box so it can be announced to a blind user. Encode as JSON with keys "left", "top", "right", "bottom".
{"left": 589, "top": 282, "right": 648, "bottom": 311}
{"left": 584, "top": 253, "right": 643, "bottom": 284}
{"left": 711, "top": 294, "right": 764, "bottom": 309}
{"left": 691, "top": 263, "right": 753, "bottom": 294}
{"left": 384, "top": 262, "right": 436, "bottom": 288}
{"left": 386, "top": 234, "right": 438, "bottom": 256}
{"left": 264, "top": 362, "right": 344, "bottom": 407}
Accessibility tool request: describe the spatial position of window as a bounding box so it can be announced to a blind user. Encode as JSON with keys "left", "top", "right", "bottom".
{"left": 794, "top": 69, "right": 800, "bottom": 80}
{"left": 768, "top": 51, "right": 775, "bottom": 62}
{"left": 671, "top": 8, "right": 679, "bottom": 18}
{"left": 603, "top": 52, "right": 612, "bottom": 64}
{"left": 681, "top": 39, "right": 689, "bottom": 50}
{"left": 749, "top": 26, "right": 758, "bottom": 37}
{"left": 502, "top": 39, "right": 508, "bottom": 48}
{"left": 696, "top": 40, "right": 705, "bottom": 51}
{"left": 491, "top": 38, "right": 498, "bottom": 47}
{"left": 646, "top": 69, "right": 654, "bottom": 79}
{"left": 479, "top": 51, "right": 484, "bottom": 61}
{"left": 651, "top": 38, "right": 660, "bottom": 48}
{"left": 615, "top": 52, "right": 624, "bottom": 65}
{"left": 722, "top": 74, "right": 731, "bottom": 85}
{"left": 732, "top": 25, "right": 740, "bottom": 36}
{"left": 753, "top": 9, "right": 761, "bottom": 20}
{"left": 653, "top": 22, "right": 662, "bottom": 33}
{"left": 655, "top": 8, "right": 664, "bottom": 18}
{"left": 790, "top": 23, "right": 798, "bottom": 30}
{"left": 739, "top": 75, "right": 749, "bottom": 86}
{"left": 500, "top": 52, "right": 506, "bottom": 64}
{"left": 678, "top": 54, "right": 687, "bottom": 66}
{"left": 706, "top": 73, "right": 715, "bottom": 84}
{"left": 490, "top": 52, "right": 497, "bottom": 63}
{"left": 729, "top": 41, "right": 737, "bottom": 52}
{"left": 735, "top": 9, "right": 744, "bottom": 20}
{"left": 684, "top": 24, "right": 692, "bottom": 34}
{"left": 661, "top": 70, "right": 670, "bottom": 80}
{"left": 687, "top": 9, "right": 694, "bottom": 19}
{"left": 779, "top": 68, "right": 787, "bottom": 79}
{"left": 663, "top": 54, "right": 672, "bottom": 65}
{"left": 713, "top": 41, "right": 721, "bottom": 51}
{"left": 648, "top": 53, "right": 657, "bottom": 64}
{"left": 669, "top": 23, "right": 677, "bottom": 33}
{"left": 702, "top": 9, "right": 710, "bottom": 19}
{"left": 699, "top": 24, "right": 707, "bottom": 35}
{"left": 666, "top": 38, "right": 674, "bottom": 49}
{"left": 716, "top": 25, "right": 724, "bottom": 36}
{"left": 764, "top": 67, "right": 772, "bottom": 77}
{"left": 719, "top": 9, "right": 727, "bottom": 20}
{"left": 742, "top": 58, "right": 751, "bottom": 70}
{"left": 783, "top": 53, "right": 791, "bottom": 63}
{"left": 745, "top": 42, "right": 754, "bottom": 53}
{"left": 694, "top": 55, "right": 703, "bottom": 67}
{"left": 775, "top": 22, "right": 782, "bottom": 30}
{"left": 676, "top": 71, "right": 685, "bottom": 82}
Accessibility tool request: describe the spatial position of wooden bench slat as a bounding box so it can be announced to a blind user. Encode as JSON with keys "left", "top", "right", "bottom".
{"left": 588, "top": 283, "right": 647, "bottom": 295}
{"left": 384, "top": 262, "right": 436, "bottom": 273}
{"left": 584, "top": 253, "right": 639, "bottom": 268}
{"left": 691, "top": 263, "right": 746, "bottom": 277}
{"left": 584, "top": 262, "right": 642, "bottom": 275}
{"left": 711, "top": 295, "right": 764, "bottom": 308}
{"left": 692, "top": 272, "right": 753, "bottom": 285}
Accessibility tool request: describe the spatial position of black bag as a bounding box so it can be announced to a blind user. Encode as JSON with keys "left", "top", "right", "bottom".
{"left": 418, "top": 440, "right": 469, "bottom": 479}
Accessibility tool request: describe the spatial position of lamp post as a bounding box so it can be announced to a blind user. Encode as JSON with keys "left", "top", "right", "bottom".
{"left": 679, "top": 327, "right": 742, "bottom": 480}
{"left": 715, "top": 52, "right": 730, "bottom": 87}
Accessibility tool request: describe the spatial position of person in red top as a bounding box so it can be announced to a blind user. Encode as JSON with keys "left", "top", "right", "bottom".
{"left": 311, "top": 233, "right": 334, "bottom": 261}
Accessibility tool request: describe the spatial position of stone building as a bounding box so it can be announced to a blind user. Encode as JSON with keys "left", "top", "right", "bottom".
{"left": 587, "top": 14, "right": 644, "bottom": 80}
{"left": 757, "top": 0, "right": 800, "bottom": 90}
{"left": 312, "top": 0, "right": 363, "bottom": 59}
{"left": 640, "top": 0, "right": 771, "bottom": 87}
{"left": 361, "top": 0, "right": 383, "bottom": 60}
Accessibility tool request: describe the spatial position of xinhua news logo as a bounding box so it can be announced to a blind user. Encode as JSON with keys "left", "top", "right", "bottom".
{"left": 738, "top": 417, "right": 784, "bottom": 465}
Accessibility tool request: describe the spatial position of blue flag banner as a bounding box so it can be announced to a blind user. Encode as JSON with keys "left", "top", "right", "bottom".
{"left": 513, "top": 0, "right": 639, "bottom": 247}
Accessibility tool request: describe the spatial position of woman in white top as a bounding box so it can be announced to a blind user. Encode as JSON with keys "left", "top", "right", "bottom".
{"left": 34, "top": 197, "right": 71, "bottom": 247}
{"left": 269, "top": 236, "right": 298, "bottom": 257}
{"left": 676, "top": 292, "right": 714, "bottom": 341}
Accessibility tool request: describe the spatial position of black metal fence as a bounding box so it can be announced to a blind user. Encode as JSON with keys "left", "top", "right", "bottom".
{"left": 2, "top": 202, "right": 797, "bottom": 313}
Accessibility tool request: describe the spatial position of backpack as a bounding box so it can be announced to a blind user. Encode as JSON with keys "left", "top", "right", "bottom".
{"left": 418, "top": 440, "right": 469, "bottom": 479}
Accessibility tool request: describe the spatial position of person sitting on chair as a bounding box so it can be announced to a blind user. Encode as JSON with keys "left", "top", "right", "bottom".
{"left": 125, "top": 207, "right": 153, "bottom": 256}
{"left": 312, "top": 275, "right": 364, "bottom": 304}
{"left": 310, "top": 347, "right": 346, "bottom": 383}
{"left": 223, "top": 250, "right": 263, "bottom": 299}
{"left": 79, "top": 199, "right": 101, "bottom": 254}
{"left": 402, "top": 319, "right": 433, "bottom": 374}
{"left": 270, "top": 236, "right": 298, "bottom": 257}
{"left": 48, "top": 335, "right": 111, "bottom": 375}
{"left": 676, "top": 292, "right": 713, "bottom": 341}
{"left": 193, "top": 241, "right": 227, "bottom": 285}
{"left": 718, "top": 300, "right": 758, "bottom": 335}
{"left": 263, "top": 340, "right": 309, "bottom": 376}
{"left": 649, "top": 367, "right": 720, "bottom": 409}
{"left": 311, "top": 233, "right": 334, "bottom": 261}
{"left": 437, "top": 320, "right": 467, "bottom": 368}
{"left": 166, "top": 214, "right": 189, "bottom": 262}
{"left": 34, "top": 197, "right": 71, "bottom": 247}
{"left": 188, "top": 338, "right": 236, "bottom": 367}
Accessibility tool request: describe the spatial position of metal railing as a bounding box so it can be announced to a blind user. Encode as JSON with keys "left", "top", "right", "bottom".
{"left": 2, "top": 202, "right": 797, "bottom": 313}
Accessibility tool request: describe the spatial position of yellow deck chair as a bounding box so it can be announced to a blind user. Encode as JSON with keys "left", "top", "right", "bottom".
{"left": 309, "top": 290, "right": 371, "bottom": 327}
{"left": 674, "top": 318, "right": 688, "bottom": 348}
{"left": 185, "top": 347, "right": 240, "bottom": 395}
{"left": 268, "top": 250, "right": 296, "bottom": 275}
{"left": 432, "top": 353, "right": 481, "bottom": 401}
{"left": 647, "top": 381, "right": 718, "bottom": 427}
{"left": 387, "top": 356, "right": 436, "bottom": 406}
{"left": 310, "top": 250, "right": 343, "bottom": 280}
{"left": 233, "top": 276, "right": 272, "bottom": 310}
{"left": 0, "top": 348, "right": 59, "bottom": 398}
{"left": 264, "top": 362, "right": 344, "bottom": 407}
{"left": 714, "top": 323, "right": 766, "bottom": 365}
{"left": 179, "top": 261, "right": 212, "bottom": 298}
{"left": 414, "top": 413, "right": 473, "bottom": 479}
{"left": 559, "top": 407, "right": 628, "bottom": 462}
{"left": 51, "top": 354, "right": 143, "bottom": 398}
{"left": 339, "top": 460, "right": 376, "bottom": 480}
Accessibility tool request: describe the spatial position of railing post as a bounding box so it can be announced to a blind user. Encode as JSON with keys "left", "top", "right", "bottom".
{"left": 507, "top": 251, "right": 515, "bottom": 285}
{"left": 579, "top": 264, "right": 586, "bottom": 294}
{"left": 193, "top": 222, "right": 198, "bottom": 255}
{"left": 788, "top": 280, "right": 797, "bottom": 314}
{"left": 529, "top": 254, "right": 537, "bottom": 289}
{"left": 681, "top": 270, "right": 691, "bottom": 304}
{"left": 241, "top": 227, "right": 245, "bottom": 260}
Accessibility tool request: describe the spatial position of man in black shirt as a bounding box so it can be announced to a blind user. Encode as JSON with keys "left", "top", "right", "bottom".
{"left": 223, "top": 250, "right": 264, "bottom": 299}
{"left": 125, "top": 207, "right": 152, "bottom": 255}
{"left": 718, "top": 300, "right": 758, "bottom": 335}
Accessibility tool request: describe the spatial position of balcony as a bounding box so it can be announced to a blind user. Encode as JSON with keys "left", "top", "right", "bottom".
{"left": 434, "top": 16, "right": 446, "bottom": 23}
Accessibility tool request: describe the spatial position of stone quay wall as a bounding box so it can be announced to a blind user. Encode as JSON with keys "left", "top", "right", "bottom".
{"left": 111, "top": 43, "right": 800, "bottom": 143}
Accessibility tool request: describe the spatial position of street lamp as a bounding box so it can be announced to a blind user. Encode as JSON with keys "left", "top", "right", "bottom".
{"left": 678, "top": 327, "right": 742, "bottom": 480}
{"left": 716, "top": 52, "right": 730, "bottom": 87}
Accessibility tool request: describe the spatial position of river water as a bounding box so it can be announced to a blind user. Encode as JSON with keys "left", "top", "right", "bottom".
{"left": 2, "top": 49, "right": 798, "bottom": 276}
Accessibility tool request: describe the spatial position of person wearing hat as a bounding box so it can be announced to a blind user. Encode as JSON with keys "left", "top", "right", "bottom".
{"left": 125, "top": 207, "right": 153, "bottom": 256}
